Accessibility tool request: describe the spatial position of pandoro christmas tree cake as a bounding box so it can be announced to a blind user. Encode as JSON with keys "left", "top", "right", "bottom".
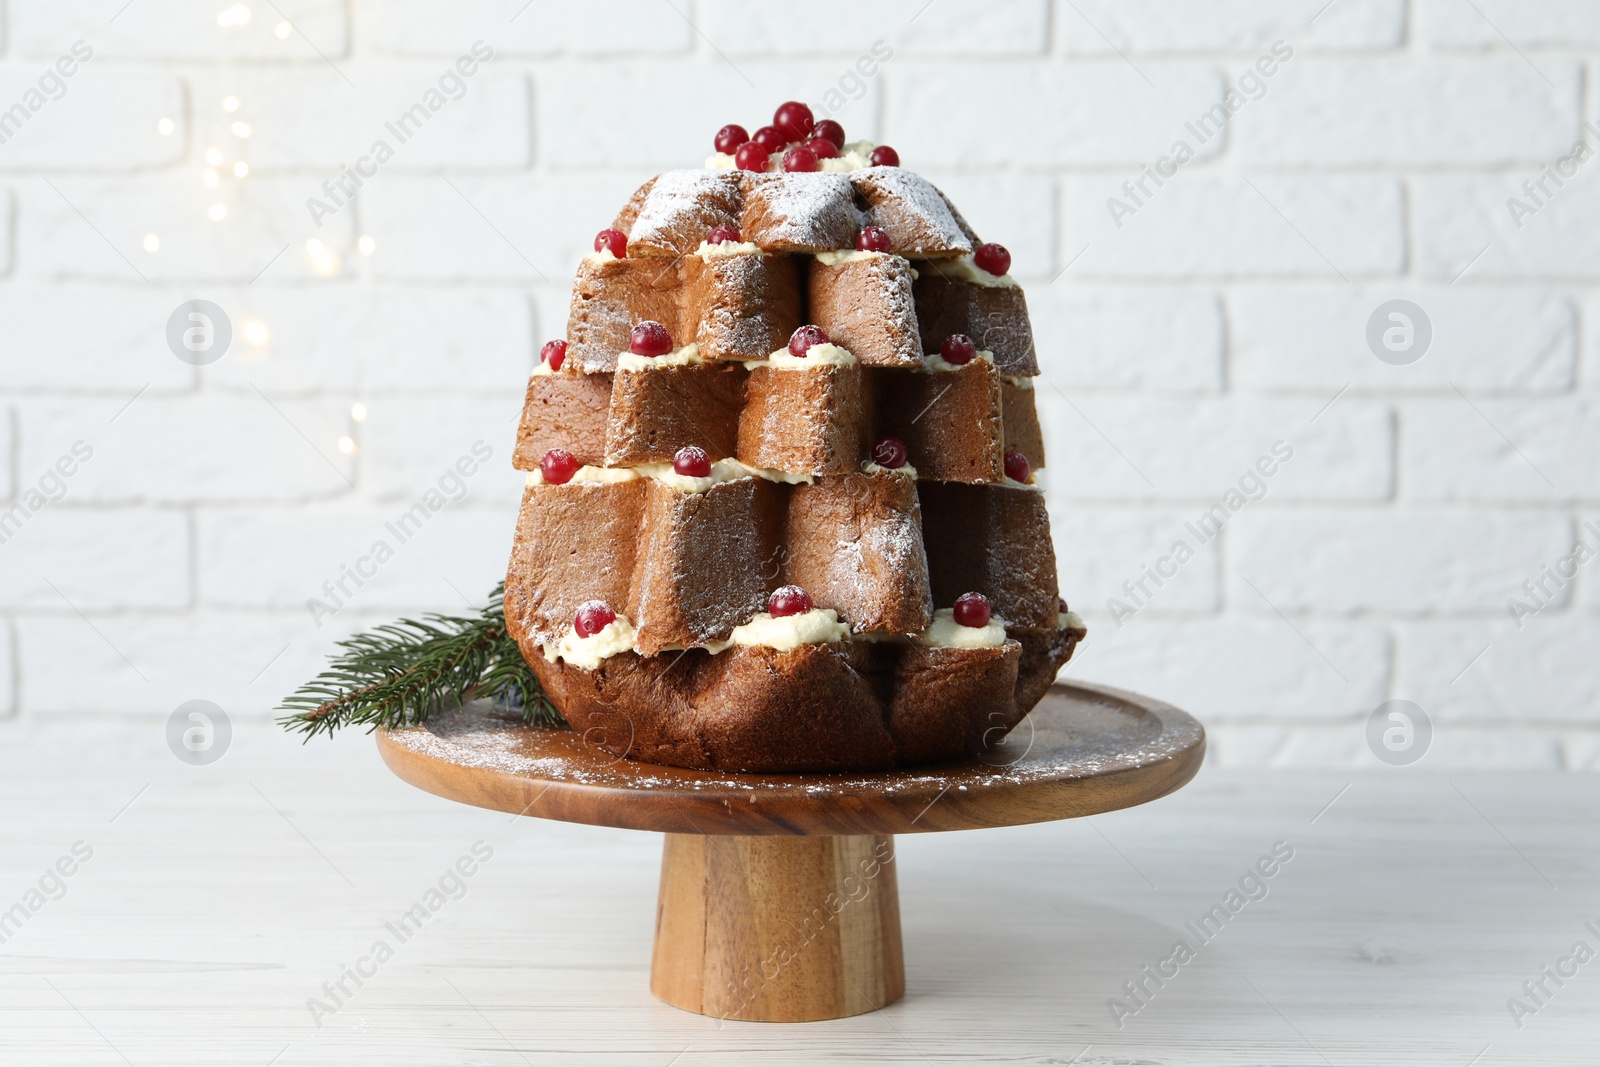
{"left": 282, "top": 101, "right": 1086, "bottom": 774}
{"left": 502, "top": 102, "right": 1085, "bottom": 772}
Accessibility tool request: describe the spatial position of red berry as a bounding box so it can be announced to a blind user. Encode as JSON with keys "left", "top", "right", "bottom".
{"left": 574, "top": 600, "right": 617, "bottom": 638}
{"left": 541, "top": 448, "right": 579, "bottom": 485}
{"left": 714, "top": 123, "right": 748, "bottom": 154}
{"left": 1057, "top": 596, "right": 1069, "bottom": 614}
{"left": 783, "top": 145, "right": 819, "bottom": 172}
{"left": 806, "top": 137, "right": 839, "bottom": 160}
{"left": 939, "top": 334, "right": 975, "bottom": 365}
{"left": 856, "top": 226, "right": 891, "bottom": 253}
{"left": 974, "top": 242, "right": 1011, "bottom": 276}
{"left": 952, "top": 592, "right": 992, "bottom": 628}
{"left": 788, "top": 324, "right": 828, "bottom": 357}
{"left": 734, "top": 141, "right": 770, "bottom": 172}
{"left": 594, "top": 229, "right": 627, "bottom": 258}
{"left": 813, "top": 119, "right": 846, "bottom": 149}
{"left": 768, "top": 585, "right": 813, "bottom": 618}
{"left": 752, "top": 125, "right": 787, "bottom": 153}
{"left": 872, "top": 435, "right": 908, "bottom": 469}
{"left": 673, "top": 445, "right": 711, "bottom": 478}
{"left": 707, "top": 224, "right": 741, "bottom": 245}
{"left": 870, "top": 145, "right": 899, "bottom": 167}
{"left": 1003, "top": 450, "right": 1031, "bottom": 483}
{"left": 773, "top": 101, "right": 815, "bottom": 143}
{"left": 630, "top": 320, "right": 673, "bottom": 357}
{"left": 540, "top": 339, "right": 567, "bottom": 370}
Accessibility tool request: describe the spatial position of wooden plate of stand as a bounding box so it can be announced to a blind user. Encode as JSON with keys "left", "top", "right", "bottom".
{"left": 378, "top": 681, "right": 1204, "bottom": 1022}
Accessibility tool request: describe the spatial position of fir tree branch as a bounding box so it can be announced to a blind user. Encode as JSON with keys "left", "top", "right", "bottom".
{"left": 277, "top": 583, "right": 559, "bottom": 739}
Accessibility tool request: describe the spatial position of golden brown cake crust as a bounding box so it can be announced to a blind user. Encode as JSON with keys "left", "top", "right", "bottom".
{"left": 513, "top": 371, "right": 613, "bottom": 470}
{"left": 520, "top": 629, "right": 1080, "bottom": 773}
{"left": 506, "top": 158, "right": 1079, "bottom": 775}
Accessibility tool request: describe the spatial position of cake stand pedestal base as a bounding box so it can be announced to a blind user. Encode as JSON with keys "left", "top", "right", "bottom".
{"left": 651, "top": 833, "right": 904, "bottom": 1022}
{"left": 377, "top": 682, "right": 1204, "bottom": 1024}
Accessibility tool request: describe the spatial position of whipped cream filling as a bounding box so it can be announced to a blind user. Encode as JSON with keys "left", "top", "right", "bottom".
{"left": 617, "top": 343, "right": 701, "bottom": 371}
{"left": 1004, "top": 468, "right": 1044, "bottom": 490}
{"left": 915, "top": 608, "right": 1008, "bottom": 648}
{"left": 544, "top": 615, "right": 637, "bottom": 669}
{"left": 1060, "top": 610, "right": 1086, "bottom": 632}
{"left": 756, "top": 341, "right": 857, "bottom": 368}
{"left": 582, "top": 249, "right": 619, "bottom": 267}
{"left": 696, "top": 239, "right": 762, "bottom": 258}
{"left": 528, "top": 360, "right": 558, "bottom": 378}
{"left": 862, "top": 460, "right": 919, "bottom": 478}
{"left": 527, "top": 458, "right": 815, "bottom": 490}
{"left": 924, "top": 349, "right": 995, "bottom": 373}
{"left": 707, "top": 140, "right": 878, "bottom": 174}
{"left": 706, "top": 608, "right": 850, "bottom": 653}
{"left": 1003, "top": 374, "right": 1034, "bottom": 389}
{"left": 815, "top": 249, "right": 886, "bottom": 266}
{"left": 821, "top": 141, "right": 876, "bottom": 172}
{"left": 635, "top": 457, "right": 814, "bottom": 491}
{"left": 923, "top": 254, "right": 1017, "bottom": 289}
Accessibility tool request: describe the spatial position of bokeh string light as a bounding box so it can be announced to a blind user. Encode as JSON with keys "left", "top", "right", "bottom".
{"left": 207, "top": 5, "right": 367, "bottom": 459}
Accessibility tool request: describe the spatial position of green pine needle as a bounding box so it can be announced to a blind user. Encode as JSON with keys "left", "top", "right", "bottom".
{"left": 277, "top": 583, "right": 560, "bottom": 739}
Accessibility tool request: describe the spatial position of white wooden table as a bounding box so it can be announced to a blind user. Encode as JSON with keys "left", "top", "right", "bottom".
{"left": 2, "top": 717, "right": 1594, "bottom": 1065}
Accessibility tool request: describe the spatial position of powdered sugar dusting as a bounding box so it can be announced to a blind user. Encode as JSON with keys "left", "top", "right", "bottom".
{"left": 851, "top": 168, "right": 973, "bottom": 257}
{"left": 627, "top": 170, "right": 742, "bottom": 255}
{"left": 383, "top": 689, "right": 1202, "bottom": 801}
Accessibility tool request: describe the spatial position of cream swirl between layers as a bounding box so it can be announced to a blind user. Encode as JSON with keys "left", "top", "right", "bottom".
{"left": 755, "top": 342, "right": 857, "bottom": 368}
{"left": 696, "top": 239, "right": 763, "bottom": 258}
{"left": 862, "top": 460, "right": 919, "bottom": 478}
{"left": 705, "top": 608, "right": 851, "bottom": 653}
{"left": 924, "top": 349, "right": 995, "bottom": 373}
{"left": 544, "top": 615, "right": 638, "bottom": 669}
{"left": 617, "top": 343, "right": 702, "bottom": 371}
{"left": 634, "top": 458, "right": 814, "bottom": 491}
{"left": 706, "top": 140, "right": 878, "bottom": 174}
{"left": 915, "top": 608, "right": 1008, "bottom": 648}
{"left": 1003, "top": 470, "right": 1044, "bottom": 491}
{"left": 922, "top": 254, "right": 1017, "bottom": 289}
{"left": 526, "top": 459, "right": 815, "bottom": 490}
{"left": 814, "top": 249, "right": 885, "bottom": 266}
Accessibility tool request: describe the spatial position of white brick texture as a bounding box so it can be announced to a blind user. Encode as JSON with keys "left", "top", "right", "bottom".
{"left": 12, "top": 1, "right": 350, "bottom": 61}
{"left": 0, "top": 507, "right": 189, "bottom": 610}
{"left": 1231, "top": 287, "right": 1576, "bottom": 393}
{"left": 198, "top": 505, "right": 515, "bottom": 614}
{"left": 1, "top": 3, "right": 1596, "bottom": 768}
{"left": 1396, "top": 618, "right": 1600, "bottom": 725}
{"left": 1058, "top": 0, "right": 1406, "bottom": 53}
{"left": 700, "top": 1, "right": 1049, "bottom": 56}
{"left": 189, "top": 67, "right": 532, "bottom": 171}
{"left": 1415, "top": 0, "right": 1600, "bottom": 47}
{"left": 890, "top": 64, "right": 1225, "bottom": 168}
{"left": 1063, "top": 176, "right": 1405, "bottom": 279}
{"left": 361, "top": 0, "right": 692, "bottom": 57}
{"left": 1230, "top": 511, "right": 1573, "bottom": 614}
{"left": 1068, "top": 618, "right": 1391, "bottom": 722}
{"left": 1030, "top": 287, "right": 1224, "bottom": 391}
{"left": 0, "top": 68, "right": 185, "bottom": 170}
{"left": 1036, "top": 396, "right": 1392, "bottom": 501}
{"left": 0, "top": 619, "right": 12, "bottom": 718}
{"left": 1233, "top": 59, "right": 1581, "bottom": 166}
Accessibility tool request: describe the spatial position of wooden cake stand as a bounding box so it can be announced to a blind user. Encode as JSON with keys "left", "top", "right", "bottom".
{"left": 377, "top": 681, "right": 1203, "bottom": 1023}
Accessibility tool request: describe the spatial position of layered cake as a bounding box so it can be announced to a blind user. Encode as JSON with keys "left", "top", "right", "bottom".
{"left": 504, "top": 103, "right": 1086, "bottom": 772}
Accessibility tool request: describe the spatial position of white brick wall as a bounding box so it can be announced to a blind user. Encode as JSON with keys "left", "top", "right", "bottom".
{"left": 2, "top": 0, "right": 1597, "bottom": 770}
